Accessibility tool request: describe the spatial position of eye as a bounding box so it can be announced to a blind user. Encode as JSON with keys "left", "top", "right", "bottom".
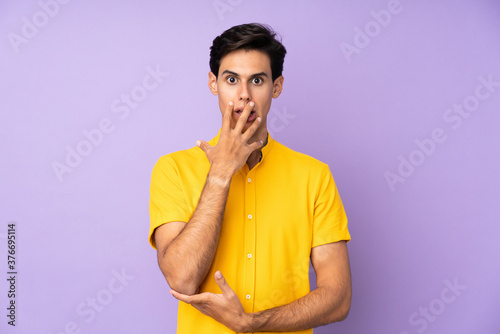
{"left": 226, "top": 76, "right": 237, "bottom": 84}
{"left": 252, "top": 77, "right": 263, "bottom": 85}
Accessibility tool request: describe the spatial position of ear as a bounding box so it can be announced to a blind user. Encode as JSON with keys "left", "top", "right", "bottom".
{"left": 208, "top": 71, "right": 218, "bottom": 95}
{"left": 272, "top": 76, "right": 284, "bottom": 98}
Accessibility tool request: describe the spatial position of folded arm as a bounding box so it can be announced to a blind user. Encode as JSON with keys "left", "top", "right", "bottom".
{"left": 170, "top": 240, "right": 352, "bottom": 332}
{"left": 247, "top": 241, "right": 351, "bottom": 331}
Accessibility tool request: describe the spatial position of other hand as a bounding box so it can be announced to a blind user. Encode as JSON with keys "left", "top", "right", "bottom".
{"left": 170, "top": 271, "right": 251, "bottom": 332}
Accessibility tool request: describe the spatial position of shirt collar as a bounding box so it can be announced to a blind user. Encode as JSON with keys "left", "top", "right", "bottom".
{"left": 208, "top": 128, "right": 275, "bottom": 162}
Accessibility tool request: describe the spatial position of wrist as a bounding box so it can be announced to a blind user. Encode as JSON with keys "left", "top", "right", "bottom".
{"left": 239, "top": 312, "right": 255, "bottom": 333}
{"left": 206, "top": 176, "right": 231, "bottom": 188}
{"left": 207, "top": 166, "right": 234, "bottom": 186}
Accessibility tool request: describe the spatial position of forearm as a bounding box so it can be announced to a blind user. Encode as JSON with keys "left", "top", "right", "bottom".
{"left": 246, "top": 285, "right": 350, "bottom": 332}
{"left": 160, "top": 169, "right": 231, "bottom": 294}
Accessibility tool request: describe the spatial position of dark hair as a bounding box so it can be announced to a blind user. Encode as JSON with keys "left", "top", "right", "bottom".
{"left": 209, "top": 23, "right": 287, "bottom": 82}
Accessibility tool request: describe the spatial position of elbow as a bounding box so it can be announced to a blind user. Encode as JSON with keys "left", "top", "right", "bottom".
{"left": 165, "top": 273, "right": 199, "bottom": 296}
{"left": 337, "top": 299, "right": 351, "bottom": 321}
{"left": 333, "top": 281, "right": 352, "bottom": 322}
{"left": 334, "top": 295, "right": 351, "bottom": 323}
{"left": 325, "top": 292, "right": 351, "bottom": 324}
{"left": 158, "top": 256, "right": 199, "bottom": 295}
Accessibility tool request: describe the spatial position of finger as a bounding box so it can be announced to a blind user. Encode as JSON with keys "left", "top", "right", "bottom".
{"left": 170, "top": 289, "right": 210, "bottom": 304}
{"left": 241, "top": 116, "right": 262, "bottom": 142}
{"left": 196, "top": 140, "right": 211, "bottom": 153}
{"left": 170, "top": 289, "right": 192, "bottom": 303}
{"left": 222, "top": 101, "right": 234, "bottom": 132}
{"left": 234, "top": 101, "right": 254, "bottom": 133}
{"left": 248, "top": 139, "right": 264, "bottom": 152}
{"left": 214, "top": 271, "right": 234, "bottom": 296}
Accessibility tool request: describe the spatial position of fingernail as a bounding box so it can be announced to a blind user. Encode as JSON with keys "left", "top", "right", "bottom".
{"left": 249, "top": 101, "right": 255, "bottom": 107}
{"left": 196, "top": 140, "right": 200, "bottom": 146}
{"left": 169, "top": 290, "right": 174, "bottom": 296}
{"left": 257, "top": 117, "right": 261, "bottom": 122}
{"left": 229, "top": 101, "right": 233, "bottom": 106}
{"left": 216, "top": 272, "right": 222, "bottom": 279}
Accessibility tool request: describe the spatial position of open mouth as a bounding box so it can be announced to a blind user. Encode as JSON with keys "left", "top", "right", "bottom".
{"left": 235, "top": 109, "right": 257, "bottom": 122}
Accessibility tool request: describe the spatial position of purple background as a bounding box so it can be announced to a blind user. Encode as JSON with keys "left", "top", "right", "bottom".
{"left": 1, "top": 0, "right": 499, "bottom": 333}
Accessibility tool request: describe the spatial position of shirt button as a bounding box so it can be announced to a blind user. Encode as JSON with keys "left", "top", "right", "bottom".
{"left": 246, "top": 294, "right": 251, "bottom": 300}
{"left": 248, "top": 178, "right": 252, "bottom": 183}
{"left": 248, "top": 214, "right": 252, "bottom": 219}
{"left": 247, "top": 254, "right": 252, "bottom": 259}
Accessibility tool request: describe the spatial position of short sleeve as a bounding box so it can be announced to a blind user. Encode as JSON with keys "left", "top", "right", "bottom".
{"left": 312, "top": 164, "right": 351, "bottom": 247}
{"left": 148, "top": 155, "right": 191, "bottom": 249}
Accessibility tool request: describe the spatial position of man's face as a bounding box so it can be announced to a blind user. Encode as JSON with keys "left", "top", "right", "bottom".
{"left": 209, "top": 49, "right": 283, "bottom": 133}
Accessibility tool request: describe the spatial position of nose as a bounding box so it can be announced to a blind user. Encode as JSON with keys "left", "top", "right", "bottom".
{"left": 239, "top": 83, "right": 251, "bottom": 102}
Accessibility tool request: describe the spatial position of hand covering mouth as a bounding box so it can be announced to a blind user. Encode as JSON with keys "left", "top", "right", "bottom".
{"left": 234, "top": 107, "right": 257, "bottom": 122}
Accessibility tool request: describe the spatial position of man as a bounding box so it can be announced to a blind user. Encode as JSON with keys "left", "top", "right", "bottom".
{"left": 149, "top": 23, "right": 351, "bottom": 333}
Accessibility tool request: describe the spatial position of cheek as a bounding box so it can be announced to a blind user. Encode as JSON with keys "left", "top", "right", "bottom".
{"left": 254, "top": 91, "right": 272, "bottom": 106}
{"left": 218, "top": 89, "right": 235, "bottom": 104}
{"left": 254, "top": 85, "right": 273, "bottom": 99}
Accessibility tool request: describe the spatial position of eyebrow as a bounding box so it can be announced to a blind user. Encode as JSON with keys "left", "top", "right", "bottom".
{"left": 221, "top": 70, "right": 268, "bottom": 78}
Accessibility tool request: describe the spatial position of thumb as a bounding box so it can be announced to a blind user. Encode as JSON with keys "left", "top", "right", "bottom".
{"left": 214, "top": 271, "right": 232, "bottom": 295}
{"left": 196, "top": 140, "right": 211, "bottom": 152}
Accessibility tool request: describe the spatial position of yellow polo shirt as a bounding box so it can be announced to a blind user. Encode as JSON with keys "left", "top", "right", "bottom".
{"left": 149, "top": 131, "right": 350, "bottom": 333}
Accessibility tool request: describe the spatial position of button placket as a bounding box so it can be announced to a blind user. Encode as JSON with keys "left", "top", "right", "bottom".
{"left": 243, "top": 170, "right": 256, "bottom": 312}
